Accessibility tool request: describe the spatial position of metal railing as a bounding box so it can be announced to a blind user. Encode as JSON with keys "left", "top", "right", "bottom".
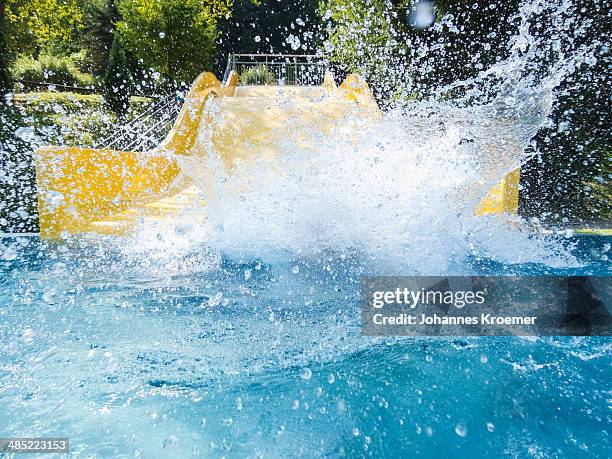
{"left": 97, "top": 53, "right": 329, "bottom": 152}
{"left": 96, "top": 94, "right": 181, "bottom": 152}
{"left": 223, "top": 53, "right": 329, "bottom": 86}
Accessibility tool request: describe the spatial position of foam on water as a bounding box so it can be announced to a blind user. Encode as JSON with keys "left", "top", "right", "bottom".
{"left": 183, "top": 98, "right": 573, "bottom": 273}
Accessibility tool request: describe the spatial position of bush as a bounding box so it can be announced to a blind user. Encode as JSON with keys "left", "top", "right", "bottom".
{"left": 12, "top": 92, "right": 154, "bottom": 148}
{"left": 11, "top": 53, "right": 95, "bottom": 87}
{"left": 69, "top": 50, "right": 92, "bottom": 74}
{"left": 240, "top": 65, "right": 276, "bottom": 85}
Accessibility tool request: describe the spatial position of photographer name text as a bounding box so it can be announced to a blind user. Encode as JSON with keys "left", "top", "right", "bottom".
{"left": 372, "top": 313, "right": 537, "bottom": 326}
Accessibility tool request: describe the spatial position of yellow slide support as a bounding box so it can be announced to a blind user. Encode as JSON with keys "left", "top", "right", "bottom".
{"left": 35, "top": 69, "right": 519, "bottom": 239}
{"left": 35, "top": 71, "right": 236, "bottom": 238}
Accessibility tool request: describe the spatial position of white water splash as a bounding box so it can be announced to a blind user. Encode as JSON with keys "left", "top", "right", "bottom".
{"left": 185, "top": 98, "right": 574, "bottom": 272}
{"left": 165, "top": 5, "right": 592, "bottom": 272}
{"left": 114, "top": 0, "right": 595, "bottom": 273}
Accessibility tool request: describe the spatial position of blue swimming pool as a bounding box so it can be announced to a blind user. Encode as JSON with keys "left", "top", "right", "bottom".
{"left": 0, "top": 234, "right": 610, "bottom": 457}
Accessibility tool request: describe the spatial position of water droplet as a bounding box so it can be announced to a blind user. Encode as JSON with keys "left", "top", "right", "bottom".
{"left": 327, "top": 373, "right": 335, "bottom": 384}
{"left": 407, "top": 1, "right": 435, "bottom": 29}
{"left": 235, "top": 397, "right": 243, "bottom": 411}
{"left": 300, "top": 367, "right": 312, "bottom": 380}
{"left": 42, "top": 287, "right": 56, "bottom": 303}
{"left": 486, "top": 422, "right": 495, "bottom": 432}
{"left": 455, "top": 422, "right": 468, "bottom": 437}
{"left": 206, "top": 292, "right": 223, "bottom": 308}
{"left": 222, "top": 417, "right": 233, "bottom": 426}
{"left": 15, "top": 127, "right": 34, "bottom": 142}
{"left": 286, "top": 34, "right": 301, "bottom": 51}
{"left": 291, "top": 400, "right": 300, "bottom": 410}
{"left": 159, "top": 31, "right": 166, "bottom": 38}
{"left": 254, "top": 35, "right": 261, "bottom": 42}
{"left": 291, "top": 265, "right": 300, "bottom": 274}
{"left": 22, "top": 328, "right": 35, "bottom": 344}
{"left": 45, "top": 190, "right": 64, "bottom": 211}
{"left": 162, "top": 435, "right": 178, "bottom": 448}
{"left": 50, "top": 262, "right": 67, "bottom": 274}
{"left": 244, "top": 269, "right": 252, "bottom": 280}
{"left": 1, "top": 245, "right": 18, "bottom": 261}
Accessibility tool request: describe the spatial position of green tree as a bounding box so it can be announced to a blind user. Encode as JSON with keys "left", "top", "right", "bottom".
{"left": 321, "top": 0, "right": 425, "bottom": 103}
{"left": 116, "top": 0, "right": 232, "bottom": 83}
{"left": 80, "top": 0, "right": 120, "bottom": 76}
{"left": 104, "top": 34, "right": 132, "bottom": 116}
{"left": 214, "top": 0, "right": 321, "bottom": 73}
{"left": 5, "top": 0, "right": 83, "bottom": 56}
{"left": 321, "top": 0, "right": 392, "bottom": 72}
{"left": 320, "top": 1, "right": 519, "bottom": 101}
{"left": 0, "top": 0, "right": 11, "bottom": 94}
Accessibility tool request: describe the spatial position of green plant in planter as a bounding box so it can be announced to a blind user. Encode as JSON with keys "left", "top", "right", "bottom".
{"left": 240, "top": 65, "right": 276, "bottom": 85}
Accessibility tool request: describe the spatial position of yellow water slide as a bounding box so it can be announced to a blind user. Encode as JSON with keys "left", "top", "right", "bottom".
{"left": 35, "top": 67, "right": 519, "bottom": 239}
